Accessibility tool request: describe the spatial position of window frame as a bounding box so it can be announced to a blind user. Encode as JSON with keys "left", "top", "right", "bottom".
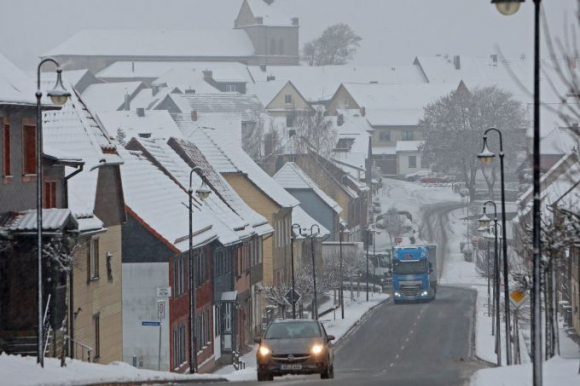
{"left": 408, "top": 155, "right": 417, "bottom": 169}
{"left": 88, "top": 237, "right": 100, "bottom": 281}
{"left": 22, "top": 124, "right": 37, "bottom": 176}
{"left": 3, "top": 122, "right": 11, "bottom": 177}
{"left": 93, "top": 313, "right": 101, "bottom": 360}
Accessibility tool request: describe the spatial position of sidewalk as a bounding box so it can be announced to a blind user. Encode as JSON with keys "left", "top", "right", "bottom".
{"left": 214, "top": 291, "right": 390, "bottom": 381}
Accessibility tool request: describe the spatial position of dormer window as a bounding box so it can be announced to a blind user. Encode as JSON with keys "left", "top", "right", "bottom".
{"left": 285, "top": 95, "right": 292, "bottom": 104}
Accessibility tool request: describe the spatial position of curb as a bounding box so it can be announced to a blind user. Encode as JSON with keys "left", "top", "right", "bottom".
{"left": 81, "top": 377, "right": 229, "bottom": 386}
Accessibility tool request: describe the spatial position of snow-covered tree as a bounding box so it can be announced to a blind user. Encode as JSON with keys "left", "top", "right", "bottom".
{"left": 301, "top": 23, "right": 362, "bottom": 66}
{"left": 115, "top": 128, "right": 127, "bottom": 147}
{"left": 292, "top": 107, "right": 337, "bottom": 160}
{"left": 421, "top": 86, "right": 527, "bottom": 202}
{"left": 382, "top": 207, "right": 403, "bottom": 247}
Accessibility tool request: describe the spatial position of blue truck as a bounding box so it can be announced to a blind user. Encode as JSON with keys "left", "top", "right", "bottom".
{"left": 392, "top": 245, "right": 437, "bottom": 303}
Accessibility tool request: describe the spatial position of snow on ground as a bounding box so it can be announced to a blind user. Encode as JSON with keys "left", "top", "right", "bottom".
{"left": 0, "top": 353, "right": 225, "bottom": 386}
{"left": 470, "top": 355, "right": 580, "bottom": 386}
{"left": 215, "top": 292, "right": 389, "bottom": 381}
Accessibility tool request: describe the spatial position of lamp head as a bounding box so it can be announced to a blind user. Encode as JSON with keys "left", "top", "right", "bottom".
{"left": 491, "top": 0, "right": 523, "bottom": 16}
{"left": 48, "top": 68, "right": 71, "bottom": 106}
{"left": 478, "top": 213, "right": 492, "bottom": 228}
{"left": 195, "top": 181, "right": 211, "bottom": 200}
{"left": 478, "top": 137, "right": 496, "bottom": 165}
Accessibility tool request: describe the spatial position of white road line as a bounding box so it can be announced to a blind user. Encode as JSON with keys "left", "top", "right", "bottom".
{"left": 395, "top": 354, "right": 399, "bottom": 359}
{"left": 401, "top": 345, "right": 405, "bottom": 350}
{"left": 410, "top": 329, "right": 414, "bottom": 334}
{"left": 390, "top": 363, "right": 394, "bottom": 367}
{"left": 405, "top": 337, "right": 409, "bottom": 342}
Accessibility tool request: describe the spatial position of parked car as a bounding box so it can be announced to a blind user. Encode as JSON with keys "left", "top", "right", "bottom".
{"left": 405, "top": 170, "right": 431, "bottom": 181}
{"left": 255, "top": 319, "right": 335, "bottom": 381}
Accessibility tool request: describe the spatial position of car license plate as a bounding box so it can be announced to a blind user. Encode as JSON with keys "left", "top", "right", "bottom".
{"left": 281, "top": 364, "right": 302, "bottom": 370}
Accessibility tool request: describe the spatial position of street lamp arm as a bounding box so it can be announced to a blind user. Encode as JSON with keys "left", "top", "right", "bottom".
{"left": 483, "top": 127, "right": 504, "bottom": 154}
{"left": 189, "top": 166, "right": 202, "bottom": 192}
{"left": 36, "top": 57, "right": 61, "bottom": 90}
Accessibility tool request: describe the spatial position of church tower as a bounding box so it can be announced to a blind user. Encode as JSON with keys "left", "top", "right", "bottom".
{"left": 235, "top": 0, "right": 300, "bottom": 65}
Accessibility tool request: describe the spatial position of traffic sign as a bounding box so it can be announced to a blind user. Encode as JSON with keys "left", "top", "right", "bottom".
{"left": 395, "top": 237, "right": 403, "bottom": 244}
{"left": 471, "top": 236, "right": 479, "bottom": 244}
{"left": 157, "top": 300, "right": 166, "bottom": 320}
{"left": 142, "top": 321, "right": 161, "bottom": 327}
{"left": 284, "top": 289, "right": 301, "bottom": 305}
{"left": 157, "top": 286, "right": 171, "bottom": 297}
{"left": 509, "top": 289, "right": 528, "bottom": 309}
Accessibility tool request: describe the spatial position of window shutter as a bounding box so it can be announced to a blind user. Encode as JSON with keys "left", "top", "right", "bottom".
{"left": 3, "top": 124, "right": 10, "bottom": 176}
{"left": 23, "top": 125, "right": 36, "bottom": 175}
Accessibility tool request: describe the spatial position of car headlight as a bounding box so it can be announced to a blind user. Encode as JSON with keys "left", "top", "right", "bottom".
{"left": 259, "top": 346, "right": 271, "bottom": 356}
{"left": 311, "top": 344, "right": 324, "bottom": 355}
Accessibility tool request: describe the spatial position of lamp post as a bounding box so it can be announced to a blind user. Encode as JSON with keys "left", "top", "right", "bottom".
{"left": 479, "top": 202, "right": 501, "bottom": 366}
{"left": 478, "top": 127, "right": 512, "bottom": 365}
{"left": 491, "top": 0, "right": 542, "bottom": 381}
{"left": 366, "top": 225, "right": 380, "bottom": 301}
{"left": 290, "top": 223, "right": 301, "bottom": 319}
{"left": 300, "top": 225, "right": 320, "bottom": 319}
{"left": 339, "top": 222, "right": 346, "bottom": 319}
{"left": 188, "top": 167, "right": 211, "bottom": 374}
{"left": 478, "top": 225, "right": 492, "bottom": 318}
{"left": 35, "top": 58, "right": 71, "bottom": 367}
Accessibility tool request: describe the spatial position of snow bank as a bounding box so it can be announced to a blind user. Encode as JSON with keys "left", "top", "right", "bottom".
{"left": 470, "top": 356, "right": 580, "bottom": 386}
{"left": 0, "top": 353, "right": 224, "bottom": 386}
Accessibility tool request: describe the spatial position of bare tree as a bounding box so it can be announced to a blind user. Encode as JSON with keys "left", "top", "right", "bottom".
{"left": 421, "top": 86, "right": 527, "bottom": 202}
{"left": 382, "top": 207, "right": 403, "bottom": 247}
{"left": 301, "top": 23, "right": 362, "bottom": 66}
{"left": 292, "top": 107, "right": 337, "bottom": 160}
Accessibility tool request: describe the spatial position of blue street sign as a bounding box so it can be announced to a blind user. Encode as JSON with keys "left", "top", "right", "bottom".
{"left": 142, "top": 321, "right": 161, "bottom": 327}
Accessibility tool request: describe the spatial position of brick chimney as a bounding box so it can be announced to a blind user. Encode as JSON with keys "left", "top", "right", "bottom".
{"left": 191, "top": 111, "right": 198, "bottom": 121}
{"left": 337, "top": 114, "right": 344, "bottom": 127}
{"left": 203, "top": 70, "right": 213, "bottom": 81}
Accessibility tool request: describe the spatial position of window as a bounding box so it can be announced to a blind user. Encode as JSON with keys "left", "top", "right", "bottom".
{"left": 3, "top": 123, "right": 10, "bottom": 176}
{"left": 379, "top": 130, "right": 390, "bottom": 142}
{"left": 93, "top": 314, "right": 100, "bottom": 359}
{"left": 88, "top": 238, "right": 99, "bottom": 281}
{"left": 286, "top": 112, "right": 295, "bottom": 128}
{"left": 270, "top": 38, "right": 276, "bottom": 55}
{"left": 43, "top": 180, "right": 57, "bottom": 208}
{"left": 408, "top": 156, "right": 417, "bottom": 169}
{"left": 179, "top": 324, "right": 186, "bottom": 366}
{"left": 285, "top": 94, "right": 292, "bottom": 104}
{"left": 225, "top": 84, "right": 237, "bottom": 92}
{"left": 403, "top": 130, "right": 414, "bottom": 140}
{"left": 278, "top": 38, "right": 285, "bottom": 55}
{"left": 173, "top": 328, "right": 178, "bottom": 369}
{"left": 22, "top": 125, "right": 36, "bottom": 175}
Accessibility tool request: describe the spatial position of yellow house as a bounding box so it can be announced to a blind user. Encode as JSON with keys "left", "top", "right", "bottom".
{"left": 249, "top": 80, "right": 314, "bottom": 124}
{"left": 43, "top": 91, "right": 125, "bottom": 363}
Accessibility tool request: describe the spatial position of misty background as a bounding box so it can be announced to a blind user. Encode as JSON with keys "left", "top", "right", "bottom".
{"left": 0, "top": 0, "right": 575, "bottom": 70}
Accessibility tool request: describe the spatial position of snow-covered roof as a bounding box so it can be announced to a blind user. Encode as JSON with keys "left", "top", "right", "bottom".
{"left": 159, "top": 93, "right": 263, "bottom": 122}
{"left": 332, "top": 110, "right": 372, "bottom": 174}
{"left": 119, "top": 147, "right": 218, "bottom": 251}
{"left": 366, "top": 109, "right": 425, "bottom": 126}
{"left": 39, "top": 69, "right": 94, "bottom": 92}
{"left": 292, "top": 206, "right": 330, "bottom": 238}
{"left": 97, "top": 61, "right": 252, "bottom": 82}
{"left": 541, "top": 127, "right": 578, "bottom": 155}
{"left": 43, "top": 89, "right": 120, "bottom": 218}
{"left": 372, "top": 146, "right": 396, "bottom": 155}
{"left": 188, "top": 127, "right": 299, "bottom": 208}
{"left": 0, "top": 51, "right": 37, "bottom": 106}
{"left": 81, "top": 81, "right": 143, "bottom": 112}
{"left": 129, "top": 138, "right": 252, "bottom": 245}
{"left": 97, "top": 110, "right": 183, "bottom": 142}
{"left": 247, "top": 65, "right": 426, "bottom": 103}
{"left": 343, "top": 82, "right": 458, "bottom": 111}
{"left": 396, "top": 140, "right": 424, "bottom": 152}
{"left": 244, "top": 0, "right": 297, "bottom": 27}
{"left": 152, "top": 69, "right": 219, "bottom": 94}
{"left": 1, "top": 209, "right": 74, "bottom": 232}
{"left": 246, "top": 80, "right": 287, "bottom": 107}
{"left": 44, "top": 29, "right": 255, "bottom": 58}
{"left": 129, "top": 87, "right": 178, "bottom": 111}
{"left": 274, "top": 162, "right": 342, "bottom": 215}
{"left": 172, "top": 112, "right": 243, "bottom": 147}
{"left": 168, "top": 138, "right": 273, "bottom": 235}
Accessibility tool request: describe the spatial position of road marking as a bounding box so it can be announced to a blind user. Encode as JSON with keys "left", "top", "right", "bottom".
{"left": 390, "top": 363, "right": 394, "bottom": 367}
{"left": 405, "top": 337, "right": 409, "bottom": 342}
{"left": 410, "top": 329, "right": 414, "bottom": 334}
{"left": 395, "top": 354, "right": 399, "bottom": 359}
{"left": 401, "top": 345, "right": 405, "bottom": 350}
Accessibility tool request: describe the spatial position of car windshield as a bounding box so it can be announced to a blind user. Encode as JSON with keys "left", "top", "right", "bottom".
{"left": 265, "top": 322, "right": 321, "bottom": 339}
{"left": 393, "top": 259, "right": 429, "bottom": 275}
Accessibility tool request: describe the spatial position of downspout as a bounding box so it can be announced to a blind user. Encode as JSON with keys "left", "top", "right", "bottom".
{"left": 64, "top": 162, "right": 84, "bottom": 359}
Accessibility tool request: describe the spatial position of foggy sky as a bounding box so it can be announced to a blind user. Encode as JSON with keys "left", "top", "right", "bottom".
{"left": 0, "top": 0, "right": 575, "bottom": 70}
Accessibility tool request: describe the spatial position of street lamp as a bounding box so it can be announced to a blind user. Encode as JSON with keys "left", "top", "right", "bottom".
{"left": 299, "top": 225, "right": 320, "bottom": 319}
{"left": 490, "top": 0, "right": 542, "bottom": 383}
{"left": 478, "top": 127, "right": 512, "bottom": 365}
{"left": 491, "top": 0, "right": 523, "bottom": 15}
{"left": 35, "top": 58, "right": 71, "bottom": 367}
{"left": 339, "top": 222, "right": 348, "bottom": 319}
{"left": 478, "top": 225, "right": 493, "bottom": 320}
{"left": 480, "top": 202, "right": 502, "bottom": 366}
{"left": 366, "top": 224, "right": 380, "bottom": 301}
{"left": 188, "top": 167, "right": 211, "bottom": 374}
{"left": 290, "top": 223, "right": 301, "bottom": 319}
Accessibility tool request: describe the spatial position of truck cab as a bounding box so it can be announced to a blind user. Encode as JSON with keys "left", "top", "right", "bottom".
{"left": 392, "top": 246, "right": 436, "bottom": 303}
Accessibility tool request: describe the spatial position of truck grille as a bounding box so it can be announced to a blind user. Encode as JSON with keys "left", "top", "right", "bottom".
{"left": 400, "top": 280, "right": 422, "bottom": 297}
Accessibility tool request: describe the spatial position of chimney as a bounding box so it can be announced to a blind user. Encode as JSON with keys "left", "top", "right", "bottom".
{"left": 263, "top": 0, "right": 274, "bottom": 4}
{"left": 191, "top": 110, "right": 198, "bottom": 121}
{"left": 124, "top": 91, "right": 130, "bottom": 111}
{"left": 491, "top": 54, "right": 498, "bottom": 64}
{"left": 360, "top": 107, "right": 366, "bottom": 117}
{"left": 453, "top": 55, "right": 461, "bottom": 70}
{"left": 260, "top": 65, "right": 267, "bottom": 72}
{"left": 291, "top": 17, "right": 299, "bottom": 26}
{"left": 152, "top": 85, "right": 159, "bottom": 96}
{"left": 136, "top": 107, "right": 145, "bottom": 117}
{"left": 185, "top": 88, "right": 196, "bottom": 94}
{"left": 266, "top": 75, "right": 276, "bottom": 82}
{"left": 337, "top": 114, "right": 344, "bottom": 127}
{"left": 203, "top": 70, "right": 213, "bottom": 81}
{"left": 131, "top": 62, "right": 135, "bottom": 73}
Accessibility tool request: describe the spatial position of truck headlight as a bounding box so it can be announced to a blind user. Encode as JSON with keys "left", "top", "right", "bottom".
{"left": 394, "top": 292, "right": 401, "bottom": 297}
{"left": 421, "top": 291, "right": 428, "bottom": 297}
